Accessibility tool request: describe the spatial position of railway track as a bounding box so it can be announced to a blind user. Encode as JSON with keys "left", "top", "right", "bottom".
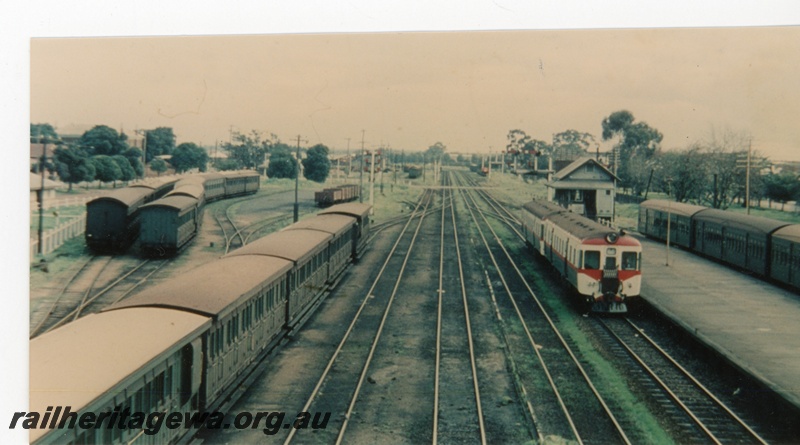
{"left": 433, "top": 174, "right": 486, "bottom": 444}
{"left": 452, "top": 170, "right": 632, "bottom": 444}
{"left": 30, "top": 257, "right": 169, "bottom": 338}
{"left": 282, "top": 188, "right": 436, "bottom": 444}
{"left": 596, "top": 316, "right": 768, "bottom": 445}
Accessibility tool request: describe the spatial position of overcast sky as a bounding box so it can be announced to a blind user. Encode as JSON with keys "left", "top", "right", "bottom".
{"left": 30, "top": 26, "right": 800, "bottom": 160}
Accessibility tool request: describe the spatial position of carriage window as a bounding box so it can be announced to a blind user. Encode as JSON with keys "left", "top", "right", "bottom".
{"left": 584, "top": 251, "right": 600, "bottom": 270}
{"left": 622, "top": 252, "right": 638, "bottom": 270}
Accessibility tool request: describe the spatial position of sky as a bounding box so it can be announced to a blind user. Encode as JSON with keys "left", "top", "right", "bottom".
{"left": 28, "top": 27, "right": 800, "bottom": 161}
{"left": 5, "top": 2, "right": 800, "bottom": 443}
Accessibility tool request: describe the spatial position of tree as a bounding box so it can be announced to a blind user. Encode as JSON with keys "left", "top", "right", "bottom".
{"left": 122, "top": 147, "right": 145, "bottom": 177}
{"left": 654, "top": 145, "right": 707, "bottom": 202}
{"left": 112, "top": 155, "right": 136, "bottom": 184}
{"left": 144, "top": 127, "right": 176, "bottom": 162}
{"left": 53, "top": 146, "right": 95, "bottom": 191}
{"left": 30, "top": 123, "right": 58, "bottom": 141}
{"left": 302, "top": 144, "right": 331, "bottom": 182}
{"left": 552, "top": 130, "right": 596, "bottom": 161}
{"left": 149, "top": 158, "right": 168, "bottom": 176}
{"left": 763, "top": 172, "right": 799, "bottom": 211}
{"left": 80, "top": 125, "right": 129, "bottom": 157}
{"left": 171, "top": 143, "right": 209, "bottom": 173}
{"left": 425, "top": 142, "right": 447, "bottom": 159}
{"left": 267, "top": 145, "right": 297, "bottom": 179}
{"left": 601, "top": 110, "right": 663, "bottom": 194}
{"left": 702, "top": 128, "right": 751, "bottom": 209}
{"left": 224, "top": 130, "right": 274, "bottom": 170}
{"left": 91, "top": 155, "right": 121, "bottom": 187}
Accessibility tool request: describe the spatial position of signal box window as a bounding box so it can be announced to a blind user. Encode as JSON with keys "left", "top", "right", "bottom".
{"left": 584, "top": 251, "right": 600, "bottom": 270}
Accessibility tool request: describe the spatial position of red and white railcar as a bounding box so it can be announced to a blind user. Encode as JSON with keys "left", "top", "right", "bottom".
{"left": 522, "top": 200, "right": 642, "bottom": 313}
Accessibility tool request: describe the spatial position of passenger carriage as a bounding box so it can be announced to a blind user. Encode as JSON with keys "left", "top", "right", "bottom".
{"left": 85, "top": 187, "right": 156, "bottom": 252}
{"left": 30, "top": 308, "right": 210, "bottom": 445}
{"left": 107, "top": 255, "right": 292, "bottom": 409}
{"left": 282, "top": 214, "right": 358, "bottom": 283}
{"left": 224, "top": 229, "right": 333, "bottom": 325}
{"left": 638, "top": 199, "right": 707, "bottom": 249}
{"left": 770, "top": 225, "right": 800, "bottom": 289}
{"left": 138, "top": 195, "right": 202, "bottom": 256}
{"left": 319, "top": 202, "right": 372, "bottom": 259}
{"left": 693, "top": 209, "right": 789, "bottom": 277}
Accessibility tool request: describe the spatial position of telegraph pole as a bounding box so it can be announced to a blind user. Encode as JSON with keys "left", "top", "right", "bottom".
{"left": 293, "top": 135, "right": 305, "bottom": 222}
{"left": 37, "top": 136, "right": 48, "bottom": 255}
{"left": 359, "top": 130, "right": 365, "bottom": 203}
{"left": 746, "top": 139, "right": 752, "bottom": 215}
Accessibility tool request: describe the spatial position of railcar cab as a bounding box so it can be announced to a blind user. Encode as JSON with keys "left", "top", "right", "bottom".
{"left": 577, "top": 231, "right": 642, "bottom": 313}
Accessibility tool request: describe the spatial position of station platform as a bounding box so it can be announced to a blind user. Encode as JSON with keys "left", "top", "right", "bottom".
{"left": 637, "top": 235, "right": 800, "bottom": 411}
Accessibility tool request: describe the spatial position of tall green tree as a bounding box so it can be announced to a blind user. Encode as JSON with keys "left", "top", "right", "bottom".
{"left": 112, "top": 155, "right": 136, "bottom": 184}
{"left": 601, "top": 110, "right": 663, "bottom": 194}
{"left": 267, "top": 145, "right": 298, "bottom": 179}
{"left": 53, "top": 146, "right": 95, "bottom": 191}
{"left": 91, "top": 155, "right": 122, "bottom": 187}
{"left": 552, "top": 130, "right": 595, "bottom": 161}
{"left": 122, "top": 147, "right": 145, "bottom": 177}
{"left": 80, "top": 125, "right": 129, "bottom": 157}
{"left": 302, "top": 144, "right": 331, "bottom": 183}
{"left": 763, "top": 172, "right": 798, "bottom": 211}
{"left": 144, "top": 127, "right": 176, "bottom": 162}
{"left": 224, "top": 130, "right": 275, "bottom": 170}
{"left": 171, "top": 143, "right": 209, "bottom": 173}
{"left": 149, "top": 158, "right": 168, "bottom": 176}
{"left": 30, "top": 123, "right": 59, "bottom": 141}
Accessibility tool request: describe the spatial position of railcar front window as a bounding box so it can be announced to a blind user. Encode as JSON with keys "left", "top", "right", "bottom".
{"left": 622, "top": 252, "right": 638, "bottom": 270}
{"left": 584, "top": 251, "right": 600, "bottom": 270}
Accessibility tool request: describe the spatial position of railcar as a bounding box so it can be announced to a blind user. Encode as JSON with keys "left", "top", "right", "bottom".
{"left": 319, "top": 202, "right": 372, "bottom": 259}
{"left": 520, "top": 200, "right": 566, "bottom": 256}
{"left": 638, "top": 200, "right": 707, "bottom": 249}
{"left": 31, "top": 204, "right": 372, "bottom": 444}
{"left": 138, "top": 195, "right": 203, "bottom": 256}
{"left": 522, "top": 200, "right": 642, "bottom": 313}
{"left": 770, "top": 224, "right": 800, "bottom": 289}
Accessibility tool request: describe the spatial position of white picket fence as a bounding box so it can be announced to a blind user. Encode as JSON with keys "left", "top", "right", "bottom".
{"left": 30, "top": 215, "right": 86, "bottom": 260}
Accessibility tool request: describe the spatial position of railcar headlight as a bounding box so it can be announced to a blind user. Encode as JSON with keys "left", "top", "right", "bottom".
{"left": 605, "top": 232, "right": 619, "bottom": 244}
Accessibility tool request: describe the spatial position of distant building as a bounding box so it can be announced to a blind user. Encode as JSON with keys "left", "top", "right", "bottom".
{"left": 546, "top": 157, "right": 619, "bottom": 222}
{"left": 30, "top": 172, "right": 61, "bottom": 207}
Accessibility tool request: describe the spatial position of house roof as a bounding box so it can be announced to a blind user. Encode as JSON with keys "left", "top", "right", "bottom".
{"left": 29, "top": 173, "right": 61, "bottom": 191}
{"left": 546, "top": 180, "right": 616, "bottom": 190}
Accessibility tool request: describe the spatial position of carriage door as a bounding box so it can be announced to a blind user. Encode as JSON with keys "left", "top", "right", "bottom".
{"left": 601, "top": 250, "right": 619, "bottom": 296}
